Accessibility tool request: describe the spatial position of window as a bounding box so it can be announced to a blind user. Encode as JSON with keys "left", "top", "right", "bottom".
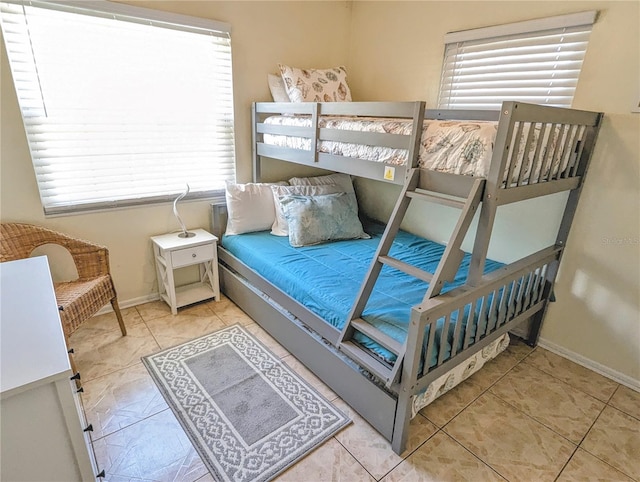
{"left": 438, "top": 11, "right": 596, "bottom": 110}
{"left": 1, "top": 1, "right": 235, "bottom": 215}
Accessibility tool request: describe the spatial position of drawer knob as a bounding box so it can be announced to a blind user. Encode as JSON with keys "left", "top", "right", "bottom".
{"left": 192, "top": 253, "right": 196, "bottom": 258}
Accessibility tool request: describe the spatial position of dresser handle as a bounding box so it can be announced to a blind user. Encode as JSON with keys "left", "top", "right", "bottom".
{"left": 83, "top": 424, "right": 93, "bottom": 432}
{"left": 70, "top": 372, "right": 81, "bottom": 381}
{"left": 192, "top": 253, "right": 196, "bottom": 258}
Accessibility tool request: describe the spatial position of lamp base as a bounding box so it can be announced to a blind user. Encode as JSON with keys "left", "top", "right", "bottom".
{"left": 178, "top": 231, "right": 196, "bottom": 238}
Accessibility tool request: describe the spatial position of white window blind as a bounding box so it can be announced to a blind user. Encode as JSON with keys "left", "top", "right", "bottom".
{"left": 438, "top": 11, "right": 596, "bottom": 110}
{"left": 1, "top": 0, "right": 235, "bottom": 215}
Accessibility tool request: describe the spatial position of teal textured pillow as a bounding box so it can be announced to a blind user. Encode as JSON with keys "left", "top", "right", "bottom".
{"left": 280, "top": 192, "right": 369, "bottom": 247}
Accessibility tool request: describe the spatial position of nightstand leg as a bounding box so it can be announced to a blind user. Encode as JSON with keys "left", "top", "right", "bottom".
{"left": 154, "top": 245, "right": 178, "bottom": 315}
{"left": 200, "top": 260, "right": 220, "bottom": 301}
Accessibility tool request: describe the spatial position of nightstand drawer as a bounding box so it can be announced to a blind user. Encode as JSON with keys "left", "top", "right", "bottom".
{"left": 171, "top": 244, "right": 215, "bottom": 268}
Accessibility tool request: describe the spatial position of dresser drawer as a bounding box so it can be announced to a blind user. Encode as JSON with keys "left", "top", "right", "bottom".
{"left": 171, "top": 243, "right": 215, "bottom": 268}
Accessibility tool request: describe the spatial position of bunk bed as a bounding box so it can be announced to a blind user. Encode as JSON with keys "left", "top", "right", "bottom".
{"left": 213, "top": 100, "right": 603, "bottom": 455}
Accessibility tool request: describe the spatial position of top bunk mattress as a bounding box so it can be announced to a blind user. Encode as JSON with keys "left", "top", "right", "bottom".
{"left": 222, "top": 221, "right": 504, "bottom": 368}
{"left": 264, "top": 115, "right": 498, "bottom": 177}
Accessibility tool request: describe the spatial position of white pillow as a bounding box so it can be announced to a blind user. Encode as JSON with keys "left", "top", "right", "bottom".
{"left": 268, "top": 73, "right": 290, "bottom": 103}
{"left": 270, "top": 184, "right": 343, "bottom": 236}
{"left": 289, "top": 173, "right": 355, "bottom": 194}
{"left": 278, "top": 64, "right": 352, "bottom": 103}
{"left": 225, "top": 181, "right": 287, "bottom": 236}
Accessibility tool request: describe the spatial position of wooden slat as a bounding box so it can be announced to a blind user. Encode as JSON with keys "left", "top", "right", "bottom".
{"left": 316, "top": 152, "right": 407, "bottom": 184}
{"left": 257, "top": 123, "right": 314, "bottom": 138}
{"left": 450, "top": 305, "right": 464, "bottom": 358}
{"left": 501, "top": 282, "right": 515, "bottom": 327}
{"left": 462, "top": 299, "right": 478, "bottom": 350}
{"left": 437, "top": 313, "right": 452, "bottom": 366}
{"left": 570, "top": 126, "right": 587, "bottom": 177}
{"left": 422, "top": 321, "right": 437, "bottom": 377}
{"left": 548, "top": 124, "right": 568, "bottom": 181}
{"left": 319, "top": 128, "right": 410, "bottom": 150}
{"left": 406, "top": 190, "right": 466, "bottom": 209}
{"left": 536, "top": 265, "right": 548, "bottom": 303}
{"left": 559, "top": 124, "right": 579, "bottom": 180}
{"left": 378, "top": 256, "right": 433, "bottom": 282}
{"left": 497, "top": 176, "right": 581, "bottom": 205}
{"left": 505, "top": 121, "right": 525, "bottom": 187}
{"left": 504, "top": 279, "right": 518, "bottom": 325}
{"left": 487, "top": 289, "right": 500, "bottom": 337}
{"left": 438, "top": 248, "right": 465, "bottom": 285}
{"left": 339, "top": 341, "right": 393, "bottom": 382}
{"left": 416, "top": 169, "right": 481, "bottom": 199}
{"left": 319, "top": 101, "right": 420, "bottom": 118}
{"left": 536, "top": 123, "right": 557, "bottom": 182}
{"left": 426, "top": 108, "right": 500, "bottom": 122}
{"left": 350, "top": 319, "right": 403, "bottom": 355}
{"left": 529, "top": 122, "right": 549, "bottom": 185}
{"left": 257, "top": 143, "right": 314, "bottom": 163}
{"left": 516, "top": 122, "right": 537, "bottom": 187}
{"left": 521, "top": 272, "right": 534, "bottom": 312}
{"left": 255, "top": 102, "right": 314, "bottom": 115}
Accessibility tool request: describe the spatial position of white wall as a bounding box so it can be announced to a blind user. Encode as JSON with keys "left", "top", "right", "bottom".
{"left": 347, "top": 1, "right": 640, "bottom": 383}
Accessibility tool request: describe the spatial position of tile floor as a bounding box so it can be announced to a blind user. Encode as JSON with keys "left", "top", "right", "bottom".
{"left": 69, "top": 296, "right": 640, "bottom": 482}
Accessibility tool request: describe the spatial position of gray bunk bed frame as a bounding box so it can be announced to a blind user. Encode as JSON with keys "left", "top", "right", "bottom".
{"left": 214, "top": 100, "right": 603, "bottom": 455}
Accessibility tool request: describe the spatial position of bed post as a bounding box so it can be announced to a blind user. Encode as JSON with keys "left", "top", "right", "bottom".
{"left": 391, "top": 305, "right": 426, "bottom": 454}
{"left": 526, "top": 113, "right": 603, "bottom": 345}
{"left": 468, "top": 103, "right": 517, "bottom": 285}
{"left": 252, "top": 102, "right": 261, "bottom": 182}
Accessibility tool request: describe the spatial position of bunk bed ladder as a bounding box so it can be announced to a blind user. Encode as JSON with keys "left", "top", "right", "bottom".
{"left": 337, "top": 169, "right": 485, "bottom": 388}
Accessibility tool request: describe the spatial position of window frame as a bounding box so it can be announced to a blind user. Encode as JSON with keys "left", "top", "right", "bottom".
{"left": 1, "top": 0, "right": 236, "bottom": 216}
{"left": 437, "top": 11, "right": 597, "bottom": 110}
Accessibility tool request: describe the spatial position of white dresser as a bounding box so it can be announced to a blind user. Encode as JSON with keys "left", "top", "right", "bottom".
{"left": 0, "top": 256, "right": 100, "bottom": 481}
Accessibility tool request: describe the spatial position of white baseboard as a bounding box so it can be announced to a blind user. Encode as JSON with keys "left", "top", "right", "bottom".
{"left": 537, "top": 337, "right": 640, "bottom": 392}
{"left": 95, "top": 293, "right": 160, "bottom": 315}
{"left": 509, "top": 324, "right": 639, "bottom": 391}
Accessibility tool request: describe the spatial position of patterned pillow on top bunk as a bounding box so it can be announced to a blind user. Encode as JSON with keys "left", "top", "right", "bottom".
{"left": 278, "top": 64, "right": 352, "bottom": 103}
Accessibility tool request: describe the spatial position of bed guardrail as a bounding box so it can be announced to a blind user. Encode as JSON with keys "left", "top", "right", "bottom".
{"left": 409, "top": 244, "right": 562, "bottom": 388}
{"left": 488, "top": 102, "right": 603, "bottom": 204}
{"left": 253, "top": 101, "right": 425, "bottom": 184}
{"left": 389, "top": 244, "right": 562, "bottom": 451}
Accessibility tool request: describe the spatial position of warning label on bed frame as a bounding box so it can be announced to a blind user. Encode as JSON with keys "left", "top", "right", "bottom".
{"left": 384, "top": 166, "right": 395, "bottom": 181}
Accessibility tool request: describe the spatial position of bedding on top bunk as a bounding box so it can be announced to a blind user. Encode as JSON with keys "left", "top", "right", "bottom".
{"left": 222, "top": 221, "right": 505, "bottom": 370}
{"left": 262, "top": 115, "right": 569, "bottom": 182}
{"left": 264, "top": 115, "right": 497, "bottom": 177}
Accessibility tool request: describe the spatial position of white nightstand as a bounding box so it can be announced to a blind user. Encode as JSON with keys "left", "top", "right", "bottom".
{"left": 151, "top": 229, "right": 220, "bottom": 314}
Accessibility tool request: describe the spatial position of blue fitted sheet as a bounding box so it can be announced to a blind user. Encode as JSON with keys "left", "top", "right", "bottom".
{"left": 222, "top": 222, "right": 504, "bottom": 368}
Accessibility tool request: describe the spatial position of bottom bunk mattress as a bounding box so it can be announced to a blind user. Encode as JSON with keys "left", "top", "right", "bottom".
{"left": 221, "top": 221, "right": 505, "bottom": 371}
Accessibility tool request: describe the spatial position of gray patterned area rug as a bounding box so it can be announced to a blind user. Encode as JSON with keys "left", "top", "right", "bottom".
{"left": 142, "top": 324, "right": 350, "bottom": 482}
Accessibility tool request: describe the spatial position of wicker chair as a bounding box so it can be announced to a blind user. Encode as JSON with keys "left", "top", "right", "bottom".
{"left": 0, "top": 223, "right": 127, "bottom": 340}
